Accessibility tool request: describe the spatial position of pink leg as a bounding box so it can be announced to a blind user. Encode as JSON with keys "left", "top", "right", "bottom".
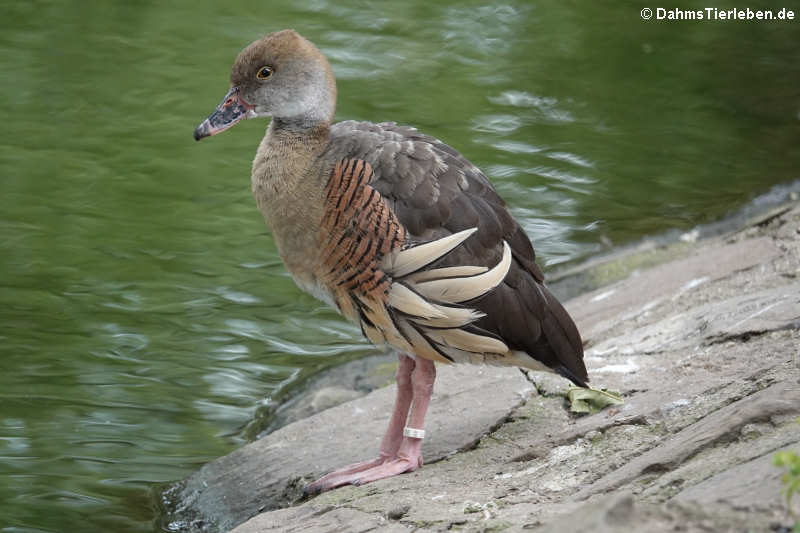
{"left": 304, "top": 353, "right": 417, "bottom": 495}
{"left": 350, "top": 356, "right": 436, "bottom": 485}
{"left": 377, "top": 353, "right": 417, "bottom": 459}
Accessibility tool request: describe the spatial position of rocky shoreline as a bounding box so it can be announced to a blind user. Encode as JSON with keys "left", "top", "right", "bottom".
{"left": 161, "top": 199, "right": 800, "bottom": 532}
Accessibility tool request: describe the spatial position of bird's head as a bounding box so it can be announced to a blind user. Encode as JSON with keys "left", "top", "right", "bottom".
{"left": 194, "top": 29, "right": 336, "bottom": 141}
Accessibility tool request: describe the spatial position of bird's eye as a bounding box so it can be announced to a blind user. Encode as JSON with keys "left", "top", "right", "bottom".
{"left": 256, "top": 66, "right": 274, "bottom": 80}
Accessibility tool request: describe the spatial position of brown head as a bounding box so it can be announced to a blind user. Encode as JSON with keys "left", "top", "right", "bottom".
{"left": 194, "top": 30, "right": 337, "bottom": 140}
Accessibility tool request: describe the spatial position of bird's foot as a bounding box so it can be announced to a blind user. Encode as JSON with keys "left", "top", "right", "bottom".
{"left": 304, "top": 450, "right": 422, "bottom": 495}
{"left": 304, "top": 456, "right": 387, "bottom": 496}
{"left": 351, "top": 455, "right": 422, "bottom": 486}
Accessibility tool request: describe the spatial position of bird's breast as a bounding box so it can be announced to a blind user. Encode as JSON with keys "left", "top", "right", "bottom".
{"left": 250, "top": 139, "right": 330, "bottom": 307}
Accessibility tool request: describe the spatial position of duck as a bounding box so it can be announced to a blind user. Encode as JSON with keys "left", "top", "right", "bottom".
{"left": 193, "top": 29, "right": 587, "bottom": 494}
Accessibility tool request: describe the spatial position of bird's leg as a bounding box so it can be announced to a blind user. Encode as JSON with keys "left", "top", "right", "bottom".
{"left": 304, "top": 353, "right": 416, "bottom": 495}
{"left": 349, "top": 356, "right": 436, "bottom": 485}
{"left": 377, "top": 353, "right": 417, "bottom": 459}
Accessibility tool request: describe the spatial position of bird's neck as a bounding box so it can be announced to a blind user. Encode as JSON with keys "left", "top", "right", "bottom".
{"left": 252, "top": 117, "right": 330, "bottom": 192}
{"left": 270, "top": 116, "right": 332, "bottom": 139}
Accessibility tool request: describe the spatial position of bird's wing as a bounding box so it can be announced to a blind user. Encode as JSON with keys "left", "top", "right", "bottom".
{"left": 316, "top": 159, "right": 513, "bottom": 365}
{"left": 322, "top": 121, "right": 587, "bottom": 385}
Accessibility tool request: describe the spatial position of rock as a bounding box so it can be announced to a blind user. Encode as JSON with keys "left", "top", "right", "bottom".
{"left": 161, "top": 364, "right": 532, "bottom": 532}
{"left": 740, "top": 422, "right": 772, "bottom": 440}
{"left": 584, "top": 283, "right": 800, "bottom": 357}
{"left": 308, "top": 386, "right": 364, "bottom": 413}
{"left": 568, "top": 236, "right": 781, "bottom": 338}
{"left": 386, "top": 505, "right": 410, "bottom": 520}
{"left": 159, "top": 201, "right": 800, "bottom": 533}
{"left": 228, "top": 505, "right": 411, "bottom": 533}
{"left": 573, "top": 382, "right": 800, "bottom": 500}
{"left": 533, "top": 493, "right": 655, "bottom": 533}
{"left": 675, "top": 442, "right": 800, "bottom": 510}
{"left": 533, "top": 492, "right": 784, "bottom": 533}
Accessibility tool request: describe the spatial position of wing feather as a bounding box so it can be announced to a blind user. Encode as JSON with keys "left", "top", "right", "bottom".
{"left": 321, "top": 125, "right": 587, "bottom": 384}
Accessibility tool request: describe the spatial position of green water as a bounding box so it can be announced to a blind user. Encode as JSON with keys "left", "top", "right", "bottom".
{"left": 1, "top": 1, "right": 798, "bottom": 531}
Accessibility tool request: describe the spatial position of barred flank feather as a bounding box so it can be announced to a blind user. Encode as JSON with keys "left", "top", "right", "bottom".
{"left": 318, "top": 159, "right": 513, "bottom": 366}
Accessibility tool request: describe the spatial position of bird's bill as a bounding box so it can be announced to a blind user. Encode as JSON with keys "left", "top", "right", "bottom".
{"left": 193, "top": 86, "right": 255, "bottom": 141}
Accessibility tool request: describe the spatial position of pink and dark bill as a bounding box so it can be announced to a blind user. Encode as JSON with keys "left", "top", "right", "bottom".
{"left": 193, "top": 86, "right": 254, "bottom": 140}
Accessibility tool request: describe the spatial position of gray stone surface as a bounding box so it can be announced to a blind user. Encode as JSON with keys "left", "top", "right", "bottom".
{"left": 573, "top": 382, "right": 800, "bottom": 500}
{"left": 532, "top": 492, "right": 783, "bottom": 533}
{"left": 583, "top": 283, "right": 800, "bottom": 357}
{"left": 162, "top": 201, "right": 800, "bottom": 533}
{"left": 229, "top": 505, "right": 413, "bottom": 533}
{"left": 676, "top": 442, "right": 800, "bottom": 509}
{"left": 163, "top": 364, "right": 532, "bottom": 532}
{"left": 566, "top": 236, "right": 782, "bottom": 338}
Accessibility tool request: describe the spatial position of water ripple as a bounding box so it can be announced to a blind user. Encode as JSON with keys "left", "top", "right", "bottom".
{"left": 216, "top": 287, "right": 261, "bottom": 305}
{"left": 489, "top": 91, "right": 575, "bottom": 123}
{"left": 472, "top": 114, "right": 523, "bottom": 134}
{"left": 546, "top": 151, "right": 595, "bottom": 168}
{"left": 490, "top": 140, "right": 545, "bottom": 155}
